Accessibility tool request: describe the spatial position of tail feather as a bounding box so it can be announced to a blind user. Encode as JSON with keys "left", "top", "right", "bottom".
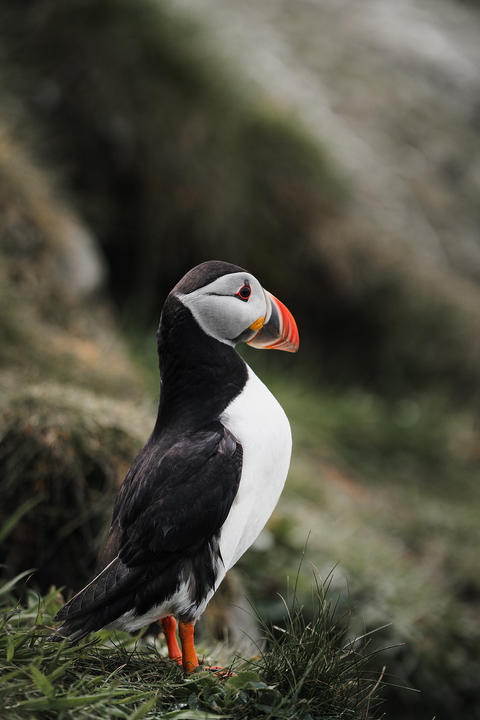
{"left": 54, "top": 556, "right": 141, "bottom": 640}
{"left": 56, "top": 592, "right": 136, "bottom": 641}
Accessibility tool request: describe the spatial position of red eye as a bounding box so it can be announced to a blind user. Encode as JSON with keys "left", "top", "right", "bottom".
{"left": 236, "top": 282, "right": 251, "bottom": 301}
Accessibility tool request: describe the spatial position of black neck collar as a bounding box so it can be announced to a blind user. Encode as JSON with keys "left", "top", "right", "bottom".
{"left": 154, "top": 295, "right": 248, "bottom": 432}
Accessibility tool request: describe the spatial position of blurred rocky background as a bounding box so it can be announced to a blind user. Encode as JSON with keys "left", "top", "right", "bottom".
{"left": 0, "top": 1, "right": 479, "bottom": 718}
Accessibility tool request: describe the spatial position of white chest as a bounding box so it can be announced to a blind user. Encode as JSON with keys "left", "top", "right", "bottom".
{"left": 218, "top": 365, "right": 292, "bottom": 573}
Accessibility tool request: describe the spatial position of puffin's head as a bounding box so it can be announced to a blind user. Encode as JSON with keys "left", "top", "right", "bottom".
{"left": 173, "top": 260, "right": 299, "bottom": 353}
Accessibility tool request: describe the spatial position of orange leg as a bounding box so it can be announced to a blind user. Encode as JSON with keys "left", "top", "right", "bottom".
{"left": 160, "top": 616, "right": 181, "bottom": 662}
{"left": 178, "top": 620, "right": 198, "bottom": 673}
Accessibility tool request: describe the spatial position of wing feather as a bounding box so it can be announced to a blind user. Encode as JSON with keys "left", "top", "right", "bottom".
{"left": 54, "top": 421, "right": 242, "bottom": 637}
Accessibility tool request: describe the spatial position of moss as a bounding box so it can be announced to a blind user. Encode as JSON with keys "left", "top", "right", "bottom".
{"left": 0, "top": 383, "right": 151, "bottom": 591}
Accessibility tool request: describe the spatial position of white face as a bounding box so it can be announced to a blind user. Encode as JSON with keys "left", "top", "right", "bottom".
{"left": 177, "top": 272, "right": 268, "bottom": 346}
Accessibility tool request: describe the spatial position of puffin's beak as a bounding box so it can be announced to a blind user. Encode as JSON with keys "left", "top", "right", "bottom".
{"left": 247, "top": 291, "right": 299, "bottom": 353}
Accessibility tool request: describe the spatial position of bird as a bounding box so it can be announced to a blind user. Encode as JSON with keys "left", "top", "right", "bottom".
{"left": 54, "top": 260, "right": 299, "bottom": 672}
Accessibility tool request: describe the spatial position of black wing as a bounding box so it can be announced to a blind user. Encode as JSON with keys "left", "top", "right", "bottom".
{"left": 55, "top": 421, "right": 242, "bottom": 636}
{"left": 115, "top": 421, "right": 242, "bottom": 565}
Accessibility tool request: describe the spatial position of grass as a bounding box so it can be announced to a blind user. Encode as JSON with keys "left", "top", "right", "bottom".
{"left": 0, "top": 575, "right": 381, "bottom": 720}
{"left": 257, "top": 574, "right": 385, "bottom": 719}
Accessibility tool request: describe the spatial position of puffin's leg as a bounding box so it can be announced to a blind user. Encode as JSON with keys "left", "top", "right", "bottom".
{"left": 160, "top": 616, "right": 182, "bottom": 663}
{"left": 178, "top": 620, "right": 199, "bottom": 673}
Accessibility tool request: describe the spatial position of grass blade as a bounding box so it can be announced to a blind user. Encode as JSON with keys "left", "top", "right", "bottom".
{"left": 29, "top": 665, "right": 54, "bottom": 697}
{"left": 0, "top": 569, "right": 35, "bottom": 597}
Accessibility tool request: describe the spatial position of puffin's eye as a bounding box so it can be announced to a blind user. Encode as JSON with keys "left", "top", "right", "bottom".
{"left": 236, "top": 282, "right": 251, "bottom": 301}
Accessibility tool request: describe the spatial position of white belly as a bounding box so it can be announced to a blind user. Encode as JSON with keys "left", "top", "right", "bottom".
{"left": 218, "top": 365, "right": 292, "bottom": 575}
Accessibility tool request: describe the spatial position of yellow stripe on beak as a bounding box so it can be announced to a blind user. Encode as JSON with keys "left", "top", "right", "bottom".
{"left": 249, "top": 317, "right": 265, "bottom": 332}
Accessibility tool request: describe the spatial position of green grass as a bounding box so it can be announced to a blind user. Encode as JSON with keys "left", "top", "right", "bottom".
{"left": 0, "top": 576, "right": 381, "bottom": 720}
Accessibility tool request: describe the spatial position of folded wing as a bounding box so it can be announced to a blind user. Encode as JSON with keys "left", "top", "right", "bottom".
{"left": 55, "top": 421, "right": 242, "bottom": 639}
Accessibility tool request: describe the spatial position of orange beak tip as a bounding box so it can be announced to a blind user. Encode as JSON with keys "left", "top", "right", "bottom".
{"left": 246, "top": 290, "right": 299, "bottom": 353}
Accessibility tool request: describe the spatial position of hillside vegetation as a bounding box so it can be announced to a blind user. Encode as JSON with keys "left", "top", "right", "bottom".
{"left": 2, "top": 0, "right": 480, "bottom": 397}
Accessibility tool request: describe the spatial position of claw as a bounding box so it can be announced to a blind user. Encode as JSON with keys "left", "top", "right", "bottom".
{"left": 203, "top": 665, "right": 236, "bottom": 679}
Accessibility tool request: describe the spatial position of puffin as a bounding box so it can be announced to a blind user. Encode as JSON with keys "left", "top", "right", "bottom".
{"left": 54, "top": 260, "right": 299, "bottom": 672}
